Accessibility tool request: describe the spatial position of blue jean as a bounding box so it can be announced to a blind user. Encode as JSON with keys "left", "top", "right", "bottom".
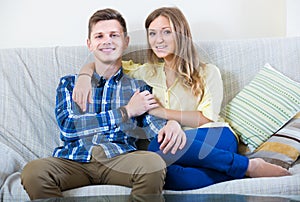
{"left": 148, "top": 127, "right": 249, "bottom": 190}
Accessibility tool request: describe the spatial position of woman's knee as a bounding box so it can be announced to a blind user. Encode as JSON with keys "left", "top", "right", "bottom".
{"left": 147, "top": 136, "right": 160, "bottom": 152}
{"left": 201, "top": 127, "right": 237, "bottom": 151}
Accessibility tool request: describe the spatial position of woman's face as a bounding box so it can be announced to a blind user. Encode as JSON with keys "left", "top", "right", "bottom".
{"left": 148, "top": 15, "right": 176, "bottom": 61}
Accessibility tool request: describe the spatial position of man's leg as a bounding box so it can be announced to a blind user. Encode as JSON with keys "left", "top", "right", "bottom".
{"left": 21, "top": 157, "right": 92, "bottom": 200}
{"left": 91, "top": 146, "right": 166, "bottom": 195}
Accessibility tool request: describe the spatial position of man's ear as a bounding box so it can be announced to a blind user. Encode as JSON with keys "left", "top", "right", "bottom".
{"left": 87, "top": 38, "right": 92, "bottom": 51}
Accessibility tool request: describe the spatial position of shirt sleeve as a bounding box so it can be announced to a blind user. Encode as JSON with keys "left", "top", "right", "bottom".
{"left": 122, "top": 60, "right": 153, "bottom": 81}
{"left": 55, "top": 75, "right": 122, "bottom": 141}
{"left": 139, "top": 113, "right": 167, "bottom": 140}
{"left": 197, "top": 64, "right": 223, "bottom": 122}
{"left": 131, "top": 84, "right": 167, "bottom": 140}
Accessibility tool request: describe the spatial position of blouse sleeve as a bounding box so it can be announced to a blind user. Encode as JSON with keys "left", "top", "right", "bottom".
{"left": 122, "top": 60, "right": 153, "bottom": 81}
{"left": 197, "top": 64, "right": 223, "bottom": 122}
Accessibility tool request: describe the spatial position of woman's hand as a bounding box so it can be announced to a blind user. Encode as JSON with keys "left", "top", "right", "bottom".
{"left": 72, "top": 75, "right": 93, "bottom": 112}
{"left": 157, "top": 120, "right": 186, "bottom": 154}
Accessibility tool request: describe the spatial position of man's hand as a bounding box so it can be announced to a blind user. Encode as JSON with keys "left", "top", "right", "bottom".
{"left": 125, "top": 90, "right": 159, "bottom": 118}
{"left": 72, "top": 75, "right": 93, "bottom": 112}
{"left": 158, "top": 120, "right": 186, "bottom": 154}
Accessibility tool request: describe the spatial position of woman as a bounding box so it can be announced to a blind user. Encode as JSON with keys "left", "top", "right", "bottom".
{"left": 73, "top": 7, "right": 290, "bottom": 190}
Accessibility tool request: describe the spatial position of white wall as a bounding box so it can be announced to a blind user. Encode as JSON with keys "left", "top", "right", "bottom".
{"left": 0, "top": 0, "right": 288, "bottom": 48}
{"left": 286, "top": 0, "right": 300, "bottom": 37}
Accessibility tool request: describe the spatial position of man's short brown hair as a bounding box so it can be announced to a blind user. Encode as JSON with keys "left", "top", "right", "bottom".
{"left": 88, "top": 8, "right": 127, "bottom": 39}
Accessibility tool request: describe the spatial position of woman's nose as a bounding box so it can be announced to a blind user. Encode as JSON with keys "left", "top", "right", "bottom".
{"left": 156, "top": 32, "right": 164, "bottom": 43}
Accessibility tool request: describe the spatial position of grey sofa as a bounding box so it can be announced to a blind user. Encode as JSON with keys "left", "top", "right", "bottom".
{"left": 1, "top": 37, "right": 300, "bottom": 201}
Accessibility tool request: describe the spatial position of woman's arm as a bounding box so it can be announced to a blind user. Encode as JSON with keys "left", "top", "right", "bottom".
{"left": 73, "top": 61, "right": 145, "bottom": 112}
{"left": 149, "top": 107, "right": 211, "bottom": 128}
{"left": 79, "top": 62, "right": 95, "bottom": 76}
{"left": 148, "top": 64, "right": 222, "bottom": 128}
{"left": 72, "top": 62, "right": 95, "bottom": 112}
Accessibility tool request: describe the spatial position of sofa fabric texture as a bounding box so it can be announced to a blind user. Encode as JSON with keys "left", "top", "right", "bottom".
{"left": 1, "top": 37, "right": 300, "bottom": 201}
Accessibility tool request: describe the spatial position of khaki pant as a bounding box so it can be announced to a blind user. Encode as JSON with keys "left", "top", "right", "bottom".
{"left": 21, "top": 146, "right": 166, "bottom": 200}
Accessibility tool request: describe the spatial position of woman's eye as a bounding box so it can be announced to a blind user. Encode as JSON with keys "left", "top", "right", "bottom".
{"left": 149, "top": 31, "right": 156, "bottom": 37}
{"left": 163, "top": 30, "right": 172, "bottom": 35}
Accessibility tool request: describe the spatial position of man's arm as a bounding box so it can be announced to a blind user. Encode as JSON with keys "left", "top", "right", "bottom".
{"left": 55, "top": 75, "right": 123, "bottom": 141}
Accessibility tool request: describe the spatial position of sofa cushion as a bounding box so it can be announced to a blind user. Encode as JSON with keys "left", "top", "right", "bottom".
{"left": 0, "top": 141, "right": 26, "bottom": 187}
{"left": 247, "top": 112, "right": 300, "bottom": 169}
{"left": 221, "top": 63, "right": 300, "bottom": 151}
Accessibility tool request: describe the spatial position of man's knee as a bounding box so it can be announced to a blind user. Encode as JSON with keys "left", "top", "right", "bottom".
{"left": 136, "top": 151, "right": 166, "bottom": 174}
{"left": 21, "top": 158, "right": 57, "bottom": 199}
{"left": 21, "top": 159, "right": 46, "bottom": 186}
{"left": 131, "top": 152, "right": 166, "bottom": 194}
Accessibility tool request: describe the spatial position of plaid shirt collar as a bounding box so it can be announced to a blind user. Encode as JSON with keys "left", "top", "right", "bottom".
{"left": 91, "top": 67, "right": 123, "bottom": 87}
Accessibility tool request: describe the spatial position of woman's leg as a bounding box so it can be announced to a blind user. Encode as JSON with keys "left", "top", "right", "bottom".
{"left": 148, "top": 127, "right": 248, "bottom": 178}
{"left": 164, "top": 164, "right": 234, "bottom": 191}
{"left": 192, "top": 127, "right": 237, "bottom": 152}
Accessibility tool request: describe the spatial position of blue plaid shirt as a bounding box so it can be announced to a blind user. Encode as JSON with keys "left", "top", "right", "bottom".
{"left": 53, "top": 68, "right": 167, "bottom": 162}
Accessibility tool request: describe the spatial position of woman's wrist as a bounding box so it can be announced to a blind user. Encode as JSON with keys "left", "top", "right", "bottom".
{"left": 149, "top": 107, "right": 166, "bottom": 119}
{"left": 78, "top": 73, "right": 92, "bottom": 78}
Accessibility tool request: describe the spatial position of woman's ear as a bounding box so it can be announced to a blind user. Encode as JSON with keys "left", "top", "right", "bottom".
{"left": 125, "top": 36, "right": 130, "bottom": 49}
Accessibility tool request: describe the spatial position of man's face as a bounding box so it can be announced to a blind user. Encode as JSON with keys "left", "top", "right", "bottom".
{"left": 87, "top": 19, "right": 129, "bottom": 65}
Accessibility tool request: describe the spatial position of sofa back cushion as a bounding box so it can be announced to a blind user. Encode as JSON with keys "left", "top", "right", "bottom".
{"left": 0, "top": 47, "right": 91, "bottom": 161}
{"left": 0, "top": 37, "right": 300, "bottom": 163}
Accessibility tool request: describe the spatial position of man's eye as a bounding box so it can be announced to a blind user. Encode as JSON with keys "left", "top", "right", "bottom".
{"left": 95, "top": 35, "right": 103, "bottom": 39}
{"left": 111, "top": 33, "right": 120, "bottom": 38}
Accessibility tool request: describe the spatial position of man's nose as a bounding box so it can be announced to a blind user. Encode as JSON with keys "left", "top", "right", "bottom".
{"left": 103, "top": 35, "right": 112, "bottom": 44}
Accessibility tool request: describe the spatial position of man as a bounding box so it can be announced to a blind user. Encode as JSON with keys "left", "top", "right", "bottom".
{"left": 21, "top": 8, "right": 186, "bottom": 200}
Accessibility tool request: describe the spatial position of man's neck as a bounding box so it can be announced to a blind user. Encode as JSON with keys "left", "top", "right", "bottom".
{"left": 94, "top": 60, "right": 122, "bottom": 80}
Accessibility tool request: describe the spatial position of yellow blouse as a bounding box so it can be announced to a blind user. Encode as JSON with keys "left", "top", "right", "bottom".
{"left": 122, "top": 60, "right": 223, "bottom": 123}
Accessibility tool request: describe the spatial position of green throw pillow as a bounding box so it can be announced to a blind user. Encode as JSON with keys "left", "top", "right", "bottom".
{"left": 221, "top": 63, "right": 300, "bottom": 151}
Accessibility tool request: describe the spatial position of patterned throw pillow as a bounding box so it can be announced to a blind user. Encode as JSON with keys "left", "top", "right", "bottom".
{"left": 221, "top": 63, "right": 300, "bottom": 151}
{"left": 247, "top": 113, "right": 300, "bottom": 169}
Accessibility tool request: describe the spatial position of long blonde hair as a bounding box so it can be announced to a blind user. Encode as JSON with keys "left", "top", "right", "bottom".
{"left": 145, "top": 7, "right": 206, "bottom": 98}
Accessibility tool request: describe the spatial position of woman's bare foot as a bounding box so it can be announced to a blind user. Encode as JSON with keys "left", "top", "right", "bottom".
{"left": 246, "top": 158, "right": 291, "bottom": 177}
